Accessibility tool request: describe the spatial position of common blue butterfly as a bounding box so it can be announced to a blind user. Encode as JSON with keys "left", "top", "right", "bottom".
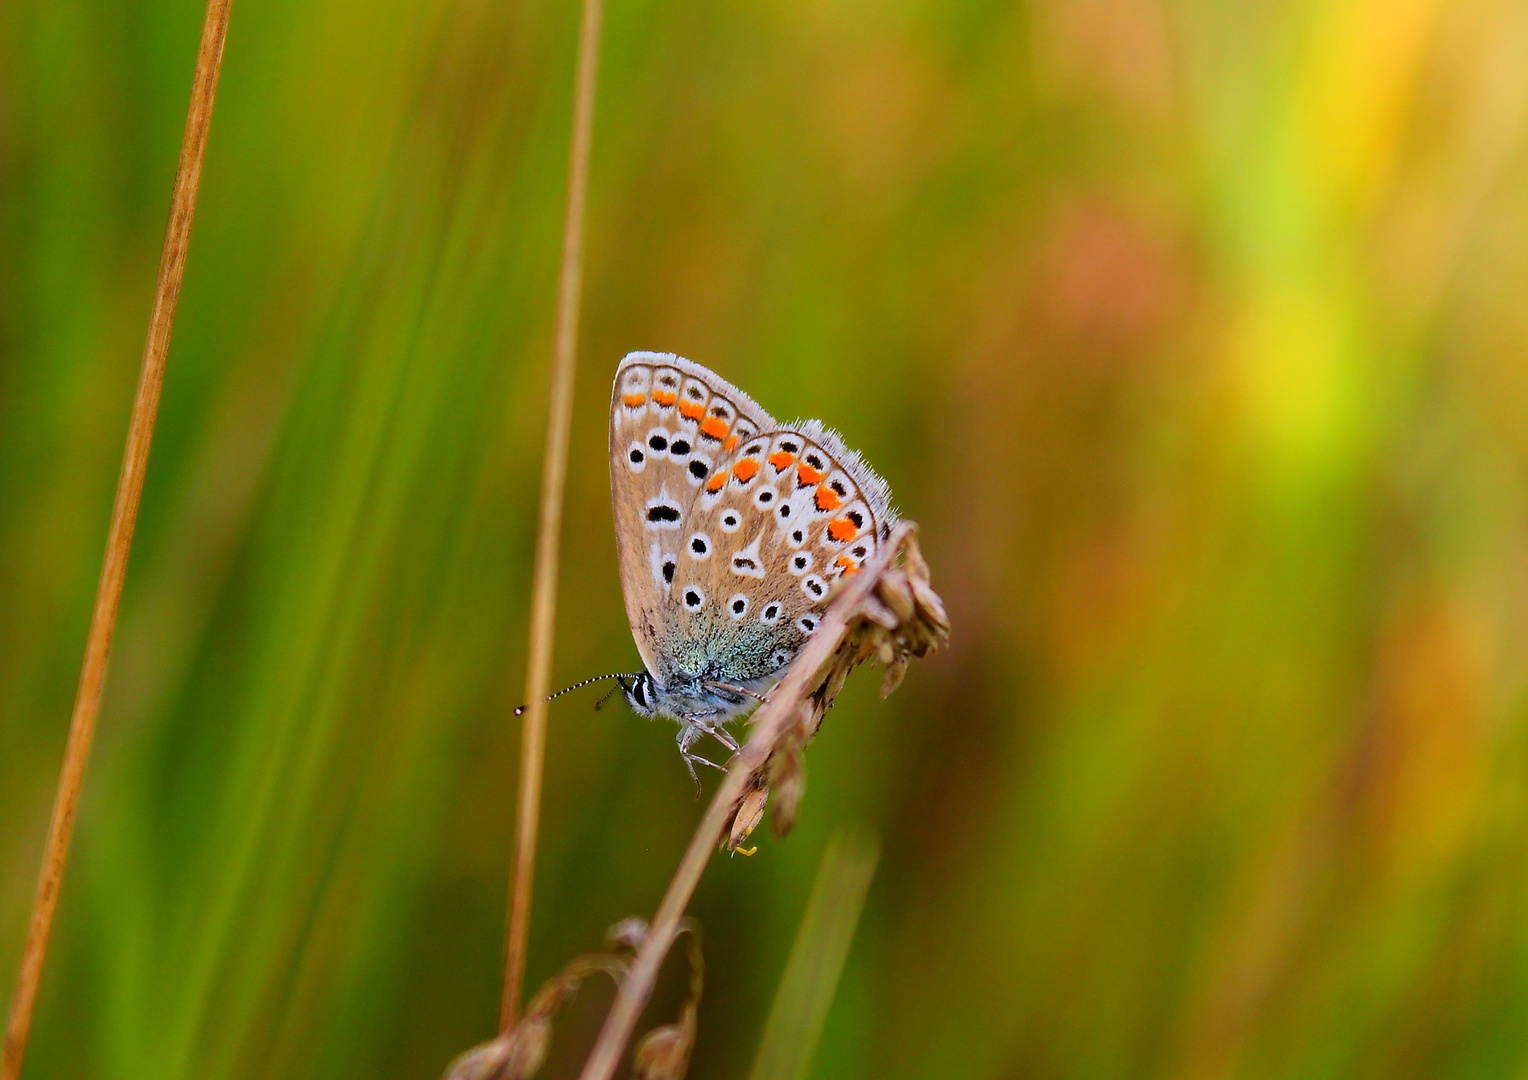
{"left": 605, "top": 353, "right": 898, "bottom": 784}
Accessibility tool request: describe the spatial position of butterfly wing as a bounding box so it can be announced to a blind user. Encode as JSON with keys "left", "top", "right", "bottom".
{"left": 609, "top": 353, "right": 776, "bottom": 682}
{"left": 667, "top": 419, "right": 900, "bottom": 691}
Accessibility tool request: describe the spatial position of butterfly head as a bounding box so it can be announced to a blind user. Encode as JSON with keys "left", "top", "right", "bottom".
{"left": 619, "top": 670, "right": 661, "bottom": 718}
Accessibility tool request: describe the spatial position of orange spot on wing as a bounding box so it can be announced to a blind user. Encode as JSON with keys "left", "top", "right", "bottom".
{"left": 706, "top": 472, "right": 727, "bottom": 493}
{"left": 622, "top": 393, "right": 646, "bottom": 407}
{"left": 815, "top": 485, "right": 842, "bottom": 512}
{"left": 733, "top": 458, "right": 760, "bottom": 482}
{"left": 797, "top": 463, "right": 823, "bottom": 486}
{"left": 700, "top": 416, "right": 730, "bottom": 440}
{"left": 835, "top": 555, "right": 859, "bottom": 575}
{"left": 768, "top": 451, "right": 794, "bottom": 471}
{"left": 827, "top": 518, "right": 857, "bottom": 542}
{"left": 652, "top": 390, "right": 678, "bottom": 407}
{"left": 679, "top": 400, "right": 705, "bottom": 420}
{"left": 723, "top": 435, "right": 739, "bottom": 453}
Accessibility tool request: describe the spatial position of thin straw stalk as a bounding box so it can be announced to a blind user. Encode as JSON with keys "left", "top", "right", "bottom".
{"left": 500, "top": 0, "right": 607, "bottom": 1032}
{"left": 0, "top": 2, "right": 234, "bottom": 1076}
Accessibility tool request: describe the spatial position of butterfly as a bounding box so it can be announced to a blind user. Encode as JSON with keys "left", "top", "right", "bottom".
{"left": 603, "top": 352, "right": 899, "bottom": 785}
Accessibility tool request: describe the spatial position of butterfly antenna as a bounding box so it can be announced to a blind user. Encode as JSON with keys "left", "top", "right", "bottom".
{"left": 514, "top": 673, "right": 639, "bottom": 715}
{"left": 593, "top": 684, "right": 623, "bottom": 711}
{"left": 702, "top": 680, "right": 771, "bottom": 705}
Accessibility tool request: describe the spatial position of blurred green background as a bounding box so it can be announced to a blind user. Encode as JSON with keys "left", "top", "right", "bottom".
{"left": 5, "top": 0, "right": 1528, "bottom": 1075}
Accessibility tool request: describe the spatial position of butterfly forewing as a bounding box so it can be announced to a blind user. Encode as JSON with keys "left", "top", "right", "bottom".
{"left": 609, "top": 353, "right": 776, "bottom": 681}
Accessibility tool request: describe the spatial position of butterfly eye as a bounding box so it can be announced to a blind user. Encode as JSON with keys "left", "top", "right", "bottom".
{"left": 728, "top": 594, "right": 749, "bottom": 619}
{"left": 796, "top": 615, "right": 818, "bottom": 635}
{"left": 719, "top": 510, "right": 742, "bottom": 533}
{"left": 760, "top": 603, "right": 782, "bottom": 625}
{"left": 801, "top": 574, "right": 826, "bottom": 600}
{"left": 682, "top": 586, "right": 705, "bottom": 610}
{"left": 688, "top": 533, "right": 711, "bottom": 559}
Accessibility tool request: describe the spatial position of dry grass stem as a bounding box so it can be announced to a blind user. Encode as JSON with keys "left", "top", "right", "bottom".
{"left": 450, "top": 953, "right": 627, "bottom": 1080}
{"left": 500, "top": 0, "right": 607, "bottom": 1030}
{"left": 450, "top": 917, "right": 703, "bottom": 1080}
{"left": 630, "top": 918, "right": 703, "bottom": 1080}
{"left": 0, "top": 3, "right": 233, "bottom": 1076}
{"left": 578, "top": 522, "right": 948, "bottom": 1080}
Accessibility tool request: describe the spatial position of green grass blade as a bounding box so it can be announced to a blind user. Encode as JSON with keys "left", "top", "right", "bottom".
{"left": 748, "top": 824, "right": 881, "bottom": 1080}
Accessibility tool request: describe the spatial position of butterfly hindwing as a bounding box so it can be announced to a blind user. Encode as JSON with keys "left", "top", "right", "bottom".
{"left": 609, "top": 352, "right": 776, "bottom": 681}
{"left": 668, "top": 420, "right": 899, "bottom": 687}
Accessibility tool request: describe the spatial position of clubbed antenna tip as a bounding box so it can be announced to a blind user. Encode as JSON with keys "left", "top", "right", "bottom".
{"left": 514, "top": 673, "right": 638, "bottom": 715}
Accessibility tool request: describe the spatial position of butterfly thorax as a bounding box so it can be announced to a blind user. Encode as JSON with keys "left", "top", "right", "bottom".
{"left": 620, "top": 678, "right": 753, "bottom": 726}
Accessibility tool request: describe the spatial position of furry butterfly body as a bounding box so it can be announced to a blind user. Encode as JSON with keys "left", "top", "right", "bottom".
{"left": 608, "top": 352, "right": 898, "bottom": 781}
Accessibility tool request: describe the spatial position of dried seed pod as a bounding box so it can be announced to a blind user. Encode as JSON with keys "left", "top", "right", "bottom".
{"left": 442, "top": 951, "right": 628, "bottom": 1080}
{"left": 881, "top": 658, "right": 908, "bottom": 698}
{"left": 633, "top": 1022, "right": 693, "bottom": 1080}
{"left": 860, "top": 591, "right": 901, "bottom": 630}
{"left": 909, "top": 585, "right": 949, "bottom": 648}
{"left": 443, "top": 1016, "right": 550, "bottom": 1080}
{"left": 769, "top": 749, "right": 806, "bottom": 838}
{"left": 607, "top": 916, "right": 650, "bottom": 951}
{"left": 725, "top": 784, "right": 768, "bottom": 853}
{"left": 876, "top": 570, "right": 916, "bottom": 624}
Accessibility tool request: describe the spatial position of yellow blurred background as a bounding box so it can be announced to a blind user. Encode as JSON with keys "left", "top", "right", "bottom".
{"left": 5, "top": 0, "right": 1528, "bottom": 1075}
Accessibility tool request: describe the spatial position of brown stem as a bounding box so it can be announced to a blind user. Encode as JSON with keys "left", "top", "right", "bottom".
{"left": 0, "top": 2, "right": 233, "bottom": 1076}
{"left": 577, "top": 525, "right": 915, "bottom": 1080}
{"left": 500, "top": 0, "right": 607, "bottom": 1032}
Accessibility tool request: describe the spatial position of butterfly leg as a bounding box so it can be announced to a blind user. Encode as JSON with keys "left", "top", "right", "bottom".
{"left": 676, "top": 723, "right": 727, "bottom": 795}
{"left": 700, "top": 719, "right": 740, "bottom": 755}
{"left": 682, "top": 708, "right": 740, "bottom": 756}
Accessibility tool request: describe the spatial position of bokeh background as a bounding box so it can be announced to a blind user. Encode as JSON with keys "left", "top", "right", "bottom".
{"left": 5, "top": 0, "right": 1528, "bottom": 1075}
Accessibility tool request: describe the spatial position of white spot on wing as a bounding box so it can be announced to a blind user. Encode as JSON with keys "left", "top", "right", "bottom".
{"left": 648, "top": 542, "right": 673, "bottom": 592}
{"left": 729, "top": 533, "right": 766, "bottom": 579}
